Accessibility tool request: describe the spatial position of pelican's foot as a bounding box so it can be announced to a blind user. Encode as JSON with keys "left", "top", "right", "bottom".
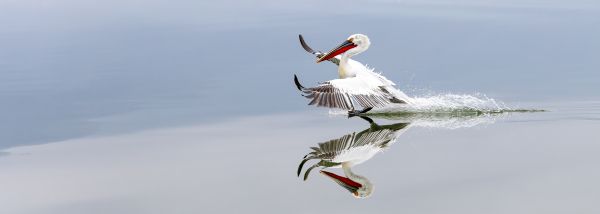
{"left": 348, "top": 107, "right": 373, "bottom": 118}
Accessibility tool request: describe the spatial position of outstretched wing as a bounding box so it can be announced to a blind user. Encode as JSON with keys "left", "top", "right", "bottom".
{"left": 299, "top": 34, "right": 340, "bottom": 65}
{"left": 295, "top": 75, "right": 404, "bottom": 110}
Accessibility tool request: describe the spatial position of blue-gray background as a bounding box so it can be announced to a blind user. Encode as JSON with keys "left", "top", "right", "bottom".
{"left": 1, "top": 0, "right": 599, "bottom": 148}
{"left": 2, "top": 1, "right": 600, "bottom": 214}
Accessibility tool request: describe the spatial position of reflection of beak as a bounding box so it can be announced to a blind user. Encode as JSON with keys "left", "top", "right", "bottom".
{"left": 316, "top": 40, "right": 357, "bottom": 63}
{"left": 320, "top": 170, "right": 362, "bottom": 195}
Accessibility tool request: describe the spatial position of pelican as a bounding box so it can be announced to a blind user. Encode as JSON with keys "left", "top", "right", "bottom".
{"left": 294, "top": 34, "right": 412, "bottom": 116}
{"left": 297, "top": 116, "right": 410, "bottom": 198}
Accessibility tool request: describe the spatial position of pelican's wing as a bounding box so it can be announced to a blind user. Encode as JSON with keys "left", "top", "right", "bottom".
{"left": 295, "top": 75, "right": 403, "bottom": 110}
{"left": 299, "top": 34, "right": 340, "bottom": 65}
{"left": 296, "top": 80, "right": 353, "bottom": 110}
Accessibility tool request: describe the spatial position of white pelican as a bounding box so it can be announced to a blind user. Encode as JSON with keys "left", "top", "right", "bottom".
{"left": 297, "top": 116, "right": 410, "bottom": 198}
{"left": 294, "top": 34, "right": 412, "bottom": 116}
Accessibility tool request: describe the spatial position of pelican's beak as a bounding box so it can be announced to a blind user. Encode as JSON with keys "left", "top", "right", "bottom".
{"left": 320, "top": 170, "right": 361, "bottom": 195}
{"left": 316, "top": 39, "right": 357, "bottom": 63}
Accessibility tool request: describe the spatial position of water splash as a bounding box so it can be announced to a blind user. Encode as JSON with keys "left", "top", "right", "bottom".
{"left": 328, "top": 92, "right": 545, "bottom": 122}
{"left": 378, "top": 93, "right": 510, "bottom": 113}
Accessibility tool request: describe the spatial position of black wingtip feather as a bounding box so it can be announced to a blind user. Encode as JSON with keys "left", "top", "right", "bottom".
{"left": 297, "top": 158, "right": 310, "bottom": 177}
{"left": 293, "top": 74, "right": 304, "bottom": 91}
{"left": 299, "top": 34, "right": 316, "bottom": 54}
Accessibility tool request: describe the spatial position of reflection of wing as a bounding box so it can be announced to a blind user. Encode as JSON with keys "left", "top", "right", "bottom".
{"left": 311, "top": 129, "right": 394, "bottom": 165}
{"left": 298, "top": 119, "right": 409, "bottom": 180}
{"left": 299, "top": 34, "right": 340, "bottom": 65}
{"left": 307, "top": 122, "right": 409, "bottom": 164}
{"left": 295, "top": 76, "right": 405, "bottom": 110}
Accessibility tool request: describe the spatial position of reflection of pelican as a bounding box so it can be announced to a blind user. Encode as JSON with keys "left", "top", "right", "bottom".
{"left": 294, "top": 34, "right": 411, "bottom": 116}
{"left": 297, "top": 116, "right": 409, "bottom": 198}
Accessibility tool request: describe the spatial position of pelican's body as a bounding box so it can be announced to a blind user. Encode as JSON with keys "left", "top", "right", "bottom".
{"left": 295, "top": 34, "right": 411, "bottom": 115}
{"left": 298, "top": 117, "right": 410, "bottom": 198}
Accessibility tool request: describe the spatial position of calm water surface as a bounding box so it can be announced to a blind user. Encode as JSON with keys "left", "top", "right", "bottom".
{"left": 1, "top": 101, "right": 599, "bottom": 213}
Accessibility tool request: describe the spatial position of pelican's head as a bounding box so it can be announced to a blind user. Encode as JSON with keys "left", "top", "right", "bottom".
{"left": 320, "top": 170, "right": 374, "bottom": 198}
{"left": 316, "top": 34, "right": 371, "bottom": 63}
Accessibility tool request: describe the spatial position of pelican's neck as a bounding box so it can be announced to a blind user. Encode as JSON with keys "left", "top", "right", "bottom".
{"left": 338, "top": 45, "right": 367, "bottom": 78}
{"left": 340, "top": 52, "right": 351, "bottom": 65}
{"left": 341, "top": 162, "right": 359, "bottom": 180}
{"left": 342, "top": 162, "right": 373, "bottom": 198}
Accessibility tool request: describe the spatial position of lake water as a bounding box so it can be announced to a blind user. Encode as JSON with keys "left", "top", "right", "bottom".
{"left": 1, "top": 101, "right": 599, "bottom": 213}
{"left": 1, "top": 1, "right": 599, "bottom": 213}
